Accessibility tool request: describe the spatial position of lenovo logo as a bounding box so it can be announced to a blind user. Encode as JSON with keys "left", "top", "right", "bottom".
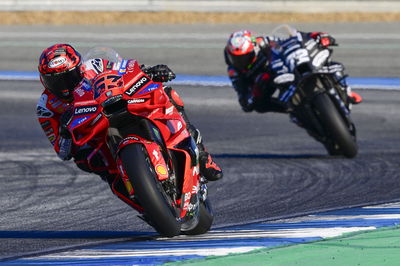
{"left": 74, "top": 105, "right": 98, "bottom": 115}
{"left": 125, "top": 76, "right": 150, "bottom": 96}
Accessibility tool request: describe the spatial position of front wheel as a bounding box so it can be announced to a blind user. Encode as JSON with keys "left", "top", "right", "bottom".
{"left": 119, "top": 143, "right": 180, "bottom": 237}
{"left": 183, "top": 199, "right": 214, "bottom": 235}
{"left": 313, "top": 93, "right": 358, "bottom": 158}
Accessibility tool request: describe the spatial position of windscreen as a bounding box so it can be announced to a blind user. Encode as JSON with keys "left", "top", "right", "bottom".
{"left": 83, "top": 47, "right": 123, "bottom": 65}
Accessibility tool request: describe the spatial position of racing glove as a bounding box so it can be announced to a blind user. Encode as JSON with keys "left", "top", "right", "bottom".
{"left": 143, "top": 64, "right": 176, "bottom": 83}
{"left": 58, "top": 137, "right": 72, "bottom": 161}
{"left": 239, "top": 93, "right": 254, "bottom": 112}
{"left": 57, "top": 109, "right": 73, "bottom": 161}
{"left": 310, "top": 32, "right": 336, "bottom": 47}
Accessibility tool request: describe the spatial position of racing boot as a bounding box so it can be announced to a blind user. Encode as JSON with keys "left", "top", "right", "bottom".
{"left": 349, "top": 91, "right": 362, "bottom": 104}
{"left": 332, "top": 64, "right": 362, "bottom": 105}
{"left": 343, "top": 80, "right": 362, "bottom": 105}
{"left": 199, "top": 151, "right": 223, "bottom": 181}
{"left": 190, "top": 126, "right": 223, "bottom": 181}
{"left": 165, "top": 86, "right": 223, "bottom": 181}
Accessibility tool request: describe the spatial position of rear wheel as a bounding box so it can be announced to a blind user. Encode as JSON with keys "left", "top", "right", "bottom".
{"left": 183, "top": 199, "right": 214, "bottom": 235}
{"left": 313, "top": 93, "right": 358, "bottom": 158}
{"left": 119, "top": 143, "right": 180, "bottom": 237}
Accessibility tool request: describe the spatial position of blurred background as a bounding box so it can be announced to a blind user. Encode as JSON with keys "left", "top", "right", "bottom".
{"left": 1, "top": 0, "right": 400, "bottom": 261}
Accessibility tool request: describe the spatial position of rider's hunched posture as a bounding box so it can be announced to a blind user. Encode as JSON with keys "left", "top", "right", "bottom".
{"left": 224, "top": 30, "right": 362, "bottom": 114}
{"left": 37, "top": 44, "right": 222, "bottom": 184}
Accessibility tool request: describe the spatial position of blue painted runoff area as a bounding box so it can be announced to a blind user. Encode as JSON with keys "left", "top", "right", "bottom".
{"left": 2, "top": 205, "right": 400, "bottom": 265}
{"left": 1, "top": 71, "right": 400, "bottom": 89}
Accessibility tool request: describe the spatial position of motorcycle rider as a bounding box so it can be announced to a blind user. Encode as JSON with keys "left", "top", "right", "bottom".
{"left": 224, "top": 30, "right": 363, "bottom": 114}
{"left": 37, "top": 44, "right": 222, "bottom": 184}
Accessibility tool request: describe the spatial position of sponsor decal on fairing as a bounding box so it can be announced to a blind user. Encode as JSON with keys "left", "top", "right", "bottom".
{"left": 127, "top": 98, "right": 146, "bottom": 104}
{"left": 155, "top": 164, "right": 168, "bottom": 177}
{"left": 305, "top": 39, "right": 317, "bottom": 50}
{"left": 90, "top": 58, "right": 104, "bottom": 73}
{"left": 182, "top": 192, "right": 192, "bottom": 211}
{"left": 152, "top": 149, "right": 160, "bottom": 161}
{"left": 165, "top": 106, "right": 174, "bottom": 115}
{"left": 273, "top": 73, "right": 295, "bottom": 85}
{"left": 40, "top": 120, "right": 51, "bottom": 129}
{"left": 192, "top": 166, "right": 200, "bottom": 176}
{"left": 118, "top": 59, "right": 128, "bottom": 75}
{"left": 106, "top": 61, "right": 113, "bottom": 70}
{"left": 312, "top": 49, "right": 330, "bottom": 68}
{"left": 89, "top": 113, "right": 103, "bottom": 126}
{"left": 127, "top": 60, "right": 138, "bottom": 72}
{"left": 121, "top": 136, "right": 141, "bottom": 145}
{"left": 70, "top": 116, "right": 90, "bottom": 128}
{"left": 137, "top": 83, "right": 160, "bottom": 95}
{"left": 125, "top": 136, "right": 140, "bottom": 141}
{"left": 125, "top": 76, "right": 150, "bottom": 96}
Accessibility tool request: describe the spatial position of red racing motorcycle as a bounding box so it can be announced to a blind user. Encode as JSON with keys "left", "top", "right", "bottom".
{"left": 67, "top": 48, "right": 213, "bottom": 237}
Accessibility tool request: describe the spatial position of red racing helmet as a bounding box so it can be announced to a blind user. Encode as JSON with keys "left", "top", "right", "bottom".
{"left": 38, "top": 44, "right": 82, "bottom": 100}
{"left": 225, "top": 30, "right": 257, "bottom": 70}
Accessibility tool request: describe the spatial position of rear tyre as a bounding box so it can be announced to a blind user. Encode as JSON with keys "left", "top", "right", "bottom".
{"left": 313, "top": 93, "right": 358, "bottom": 158}
{"left": 119, "top": 143, "right": 180, "bottom": 237}
{"left": 183, "top": 199, "right": 214, "bottom": 235}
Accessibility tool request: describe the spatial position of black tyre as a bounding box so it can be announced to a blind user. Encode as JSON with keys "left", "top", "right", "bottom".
{"left": 183, "top": 199, "right": 214, "bottom": 235}
{"left": 313, "top": 93, "right": 358, "bottom": 158}
{"left": 119, "top": 143, "right": 180, "bottom": 237}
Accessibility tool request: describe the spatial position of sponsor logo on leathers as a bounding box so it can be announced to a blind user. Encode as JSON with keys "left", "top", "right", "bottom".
{"left": 74, "top": 105, "right": 98, "bottom": 115}
{"left": 40, "top": 120, "right": 51, "bottom": 129}
{"left": 37, "top": 106, "right": 54, "bottom": 118}
{"left": 37, "top": 94, "right": 54, "bottom": 118}
{"left": 48, "top": 57, "right": 67, "bottom": 68}
{"left": 137, "top": 83, "right": 160, "bottom": 95}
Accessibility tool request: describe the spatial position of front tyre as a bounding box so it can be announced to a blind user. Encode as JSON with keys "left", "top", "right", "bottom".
{"left": 313, "top": 93, "right": 358, "bottom": 158}
{"left": 119, "top": 143, "right": 180, "bottom": 237}
{"left": 183, "top": 199, "right": 214, "bottom": 235}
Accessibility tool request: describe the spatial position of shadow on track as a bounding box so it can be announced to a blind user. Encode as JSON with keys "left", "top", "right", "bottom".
{"left": 0, "top": 231, "right": 154, "bottom": 239}
{"left": 214, "top": 153, "right": 330, "bottom": 159}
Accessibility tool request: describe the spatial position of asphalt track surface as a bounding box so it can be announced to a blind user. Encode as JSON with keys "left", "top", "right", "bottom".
{"left": 0, "top": 23, "right": 400, "bottom": 260}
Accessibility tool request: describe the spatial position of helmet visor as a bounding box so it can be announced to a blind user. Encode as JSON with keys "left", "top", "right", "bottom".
{"left": 41, "top": 66, "right": 82, "bottom": 99}
{"left": 228, "top": 50, "right": 256, "bottom": 70}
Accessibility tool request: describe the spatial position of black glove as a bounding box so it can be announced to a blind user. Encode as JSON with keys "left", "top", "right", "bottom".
{"left": 59, "top": 108, "right": 73, "bottom": 139}
{"left": 57, "top": 109, "right": 73, "bottom": 161}
{"left": 144, "top": 64, "right": 176, "bottom": 83}
{"left": 239, "top": 94, "right": 254, "bottom": 112}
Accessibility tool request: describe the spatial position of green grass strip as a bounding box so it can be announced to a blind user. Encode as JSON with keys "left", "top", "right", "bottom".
{"left": 167, "top": 226, "right": 400, "bottom": 266}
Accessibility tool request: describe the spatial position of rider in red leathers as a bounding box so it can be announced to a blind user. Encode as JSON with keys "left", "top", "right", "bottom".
{"left": 37, "top": 44, "right": 222, "bottom": 184}
{"left": 224, "top": 30, "right": 362, "bottom": 114}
